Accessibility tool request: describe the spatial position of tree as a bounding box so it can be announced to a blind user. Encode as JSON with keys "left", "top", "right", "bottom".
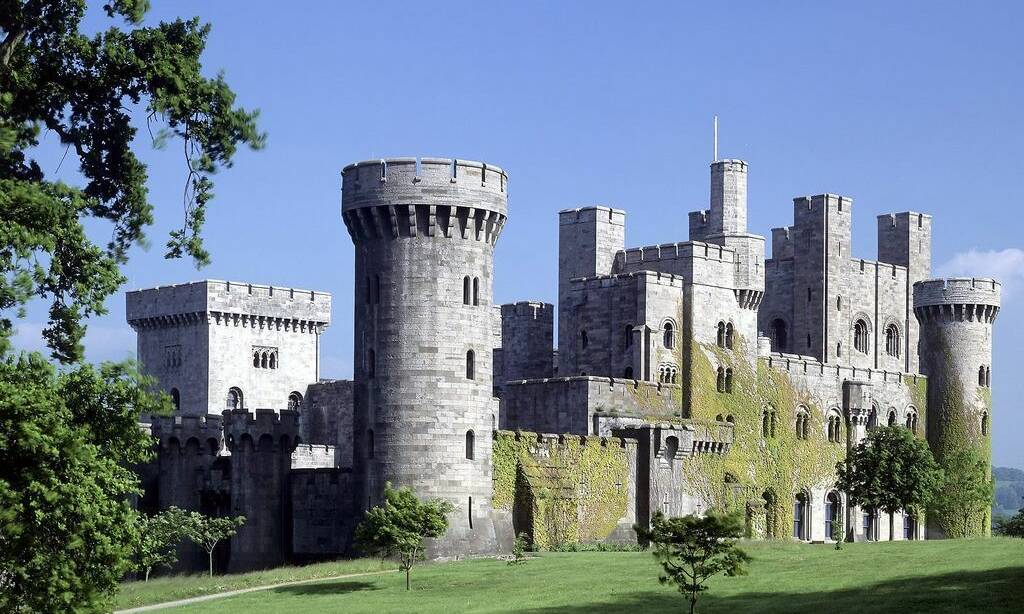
{"left": 354, "top": 484, "right": 454, "bottom": 590}
{"left": 133, "top": 506, "right": 190, "bottom": 582}
{"left": 183, "top": 512, "right": 246, "bottom": 577}
{"left": 1, "top": 1, "right": 261, "bottom": 610}
{"left": 831, "top": 513, "right": 844, "bottom": 551}
{"left": 635, "top": 510, "right": 750, "bottom": 614}
{"left": 835, "top": 425, "right": 943, "bottom": 540}
{"left": 993, "top": 508, "right": 1024, "bottom": 537}
{"left": 0, "top": 357, "right": 166, "bottom": 612}
{"left": 930, "top": 449, "right": 994, "bottom": 538}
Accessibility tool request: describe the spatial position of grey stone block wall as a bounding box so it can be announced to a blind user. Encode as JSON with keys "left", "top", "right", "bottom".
{"left": 499, "top": 301, "right": 554, "bottom": 382}
{"left": 342, "top": 157, "right": 507, "bottom": 557}
{"left": 290, "top": 468, "right": 353, "bottom": 561}
{"left": 300, "top": 379, "right": 354, "bottom": 468}
{"left": 127, "top": 280, "right": 331, "bottom": 415}
{"left": 878, "top": 212, "right": 932, "bottom": 374}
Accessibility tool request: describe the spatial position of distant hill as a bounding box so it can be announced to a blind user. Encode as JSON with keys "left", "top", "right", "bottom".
{"left": 993, "top": 466, "right": 1024, "bottom": 518}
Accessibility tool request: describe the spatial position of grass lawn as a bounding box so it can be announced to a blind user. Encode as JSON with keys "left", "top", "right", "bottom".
{"left": 115, "top": 558, "right": 396, "bottom": 610}
{"left": 145, "top": 538, "right": 1024, "bottom": 613}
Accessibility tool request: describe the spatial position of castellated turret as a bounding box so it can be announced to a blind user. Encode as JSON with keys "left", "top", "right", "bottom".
{"left": 223, "top": 408, "right": 299, "bottom": 571}
{"left": 914, "top": 277, "right": 999, "bottom": 537}
{"left": 341, "top": 157, "right": 509, "bottom": 557}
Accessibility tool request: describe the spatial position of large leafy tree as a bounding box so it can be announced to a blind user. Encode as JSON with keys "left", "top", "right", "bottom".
{"left": 0, "top": 1, "right": 263, "bottom": 611}
{"left": 835, "top": 425, "right": 943, "bottom": 540}
{"left": 635, "top": 510, "right": 750, "bottom": 614}
{"left": 355, "top": 484, "right": 454, "bottom": 590}
{"left": 0, "top": 357, "right": 166, "bottom": 611}
{"left": 1, "top": 0, "right": 265, "bottom": 362}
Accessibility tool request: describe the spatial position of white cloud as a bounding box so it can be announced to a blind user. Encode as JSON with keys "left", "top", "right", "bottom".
{"left": 937, "top": 248, "right": 1024, "bottom": 300}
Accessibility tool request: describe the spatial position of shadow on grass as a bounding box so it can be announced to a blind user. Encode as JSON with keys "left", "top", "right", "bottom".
{"left": 272, "top": 580, "right": 379, "bottom": 597}
{"left": 519, "top": 567, "right": 1024, "bottom": 614}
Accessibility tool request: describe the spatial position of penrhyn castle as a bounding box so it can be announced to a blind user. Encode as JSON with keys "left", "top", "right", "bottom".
{"left": 131, "top": 154, "right": 999, "bottom": 572}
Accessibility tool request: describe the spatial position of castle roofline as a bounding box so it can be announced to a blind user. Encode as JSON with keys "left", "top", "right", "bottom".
{"left": 341, "top": 157, "right": 507, "bottom": 178}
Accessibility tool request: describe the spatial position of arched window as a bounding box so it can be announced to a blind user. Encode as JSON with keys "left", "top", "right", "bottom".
{"left": 269, "top": 352, "right": 277, "bottom": 369}
{"left": 624, "top": 366, "right": 634, "bottom": 379}
{"left": 827, "top": 411, "right": 843, "bottom": 443}
{"left": 717, "top": 322, "right": 726, "bottom": 348}
{"left": 904, "top": 514, "right": 917, "bottom": 540}
{"left": 226, "top": 387, "right": 243, "bottom": 410}
{"left": 885, "top": 324, "right": 900, "bottom": 358}
{"left": 287, "top": 391, "right": 303, "bottom": 411}
{"left": 763, "top": 490, "right": 777, "bottom": 537}
{"left": 979, "top": 365, "right": 986, "bottom": 387}
{"left": 663, "top": 322, "right": 674, "bottom": 349}
{"left": 472, "top": 277, "right": 480, "bottom": 306}
{"left": 854, "top": 319, "right": 869, "bottom": 354}
{"left": 770, "top": 410, "right": 777, "bottom": 438}
{"left": 725, "top": 323, "right": 734, "bottom": 350}
{"left": 724, "top": 368, "right": 733, "bottom": 393}
{"left": 981, "top": 412, "right": 989, "bottom": 436}
{"left": 985, "top": 366, "right": 991, "bottom": 387}
{"left": 716, "top": 414, "right": 724, "bottom": 422}
{"left": 905, "top": 409, "right": 918, "bottom": 434}
{"left": 580, "top": 330, "right": 588, "bottom": 350}
{"left": 793, "top": 492, "right": 808, "bottom": 540}
{"left": 762, "top": 411, "right": 771, "bottom": 438}
{"left": 367, "top": 429, "right": 375, "bottom": 458}
{"left": 664, "top": 435, "right": 679, "bottom": 460}
{"left": 836, "top": 296, "right": 842, "bottom": 311}
{"left": 261, "top": 351, "right": 269, "bottom": 368}
{"left": 863, "top": 509, "right": 877, "bottom": 541}
{"left": 465, "top": 430, "right": 475, "bottom": 460}
{"left": 670, "top": 367, "right": 678, "bottom": 384}
{"left": 836, "top": 342, "right": 842, "bottom": 357}
{"left": 170, "top": 388, "right": 180, "bottom": 412}
{"left": 825, "top": 491, "right": 841, "bottom": 541}
{"left": 466, "top": 350, "right": 476, "bottom": 380}
{"left": 726, "top": 415, "right": 734, "bottom": 424}
{"left": 868, "top": 406, "right": 878, "bottom": 429}
{"left": 658, "top": 366, "right": 666, "bottom": 383}
{"left": 253, "top": 352, "right": 260, "bottom": 368}
{"left": 624, "top": 325, "right": 633, "bottom": 348}
{"left": 796, "top": 407, "right": 809, "bottom": 440}
{"left": 716, "top": 367, "right": 726, "bottom": 393}
{"left": 367, "top": 348, "right": 376, "bottom": 379}
{"left": 374, "top": 275, "right": 381, "bottom": 305}
{"left": 770, "top": 319, "right": 787, "bottom": 352}
{"left": 463, "top": 276, "right": 471, "bottom": 305}
{"left": 887, "top": 409, "right": 897, "bottom": 427}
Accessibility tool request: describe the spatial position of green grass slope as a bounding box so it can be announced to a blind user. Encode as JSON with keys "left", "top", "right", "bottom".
{"left": 163, "top": 539, "right": 1024, "bottom": 614}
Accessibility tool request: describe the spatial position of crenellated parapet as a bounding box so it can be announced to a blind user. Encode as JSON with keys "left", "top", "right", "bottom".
{"left": 913, "top": 278, "right": 1001, "bottom": 324}
{"left": 150, "top": 414, "right": 224, "bottom": 453}
{"left": 223, "top": 408, "right": 300, "bottom": 453}
{"left": 341, "top": 158, "right": 508, "bottom": 245}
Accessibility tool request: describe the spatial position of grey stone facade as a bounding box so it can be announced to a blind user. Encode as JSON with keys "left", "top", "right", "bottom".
{"left": 134, "top": 150, "right": 999, "bottom": 573}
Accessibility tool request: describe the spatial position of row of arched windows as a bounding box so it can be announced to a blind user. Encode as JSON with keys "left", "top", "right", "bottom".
{"left": 827, "top": 413, "right": 843, "bottom": 442}
{"left": 223, "top": 387, "right": 302, "bottom": 411}
{"left": 978, "top": 365, "right": 992, "bottom": 387}
{"left": 884, "top": 324, "right": 901, "bottom": 358}
{"left": 463, "top": 276, "right": 481, "bottom": 306}
{"left": 716, "top": 366, "right": 733, "bottom": 393}
{"left": 659, "top": 365, "right": 678, "bottom": 384}
{"left": 761, "top": 408, "right": 778, "bottom": 438}
{"left": 795, "top": 408, "right": 810, "bottom": 440}
{"left": 853, "top": 319, "right": 869, "bottom": 354}
{"left": 252, "top": 347, "right": 279, "bottom": 369}
{"left": 716, "top": 321, "right": 734, "bottom": 350}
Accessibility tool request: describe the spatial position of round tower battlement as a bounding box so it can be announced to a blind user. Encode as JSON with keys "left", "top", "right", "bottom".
{"left": 913, "top": 277, "right": 1000, "bottom": 323}
{"left": 342, "top": 158, "right": 507, "bottom": 245}
{"left": 710, "top": 158, "right": 748, "bottom": 172}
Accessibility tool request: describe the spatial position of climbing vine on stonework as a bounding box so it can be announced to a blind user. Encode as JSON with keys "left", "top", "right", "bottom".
{"left": 491, "top": 431, "right": 630, "bottom": 549}
{"left": 674, "top": 338, "right": 846, "bottom": 538}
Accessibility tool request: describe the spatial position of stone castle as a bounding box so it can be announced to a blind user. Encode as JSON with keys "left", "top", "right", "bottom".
{"left": 132, "top": 154, "right": 999, "bottom": 572}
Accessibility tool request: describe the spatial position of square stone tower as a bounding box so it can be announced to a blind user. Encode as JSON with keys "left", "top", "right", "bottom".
{"left": 126, "top": 280, "right": 331, "bottom": 415}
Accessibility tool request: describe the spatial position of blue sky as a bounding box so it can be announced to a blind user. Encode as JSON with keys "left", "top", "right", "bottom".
{"left": 15, "top": 1, "right": 1024, "bottom": 466}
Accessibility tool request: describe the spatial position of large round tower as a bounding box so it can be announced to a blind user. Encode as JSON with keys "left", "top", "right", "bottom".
{"left": 913, "top": 277, "right": 1000, "bottom": 537}
{"left": 342, "top": 157, "right": 508, "bottom": 556}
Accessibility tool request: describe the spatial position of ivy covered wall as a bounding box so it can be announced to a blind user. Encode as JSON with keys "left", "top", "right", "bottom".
{"left": 492, "top": 431, "right": 634, "bottom": 549}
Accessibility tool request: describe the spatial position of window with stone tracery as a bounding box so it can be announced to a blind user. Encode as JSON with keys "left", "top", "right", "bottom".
{"left": 252, "top": 346, "right": 279, "bottom": 369}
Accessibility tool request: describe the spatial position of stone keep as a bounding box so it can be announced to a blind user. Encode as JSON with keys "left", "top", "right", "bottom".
{"left": 341, "top": 157, "right": 508, "bottom": 556}
{"left": 126, "top": 280, "right": 331, "bottom": 415}
{"left": 914, "top": 277, "right": 1000, "bottom": 537}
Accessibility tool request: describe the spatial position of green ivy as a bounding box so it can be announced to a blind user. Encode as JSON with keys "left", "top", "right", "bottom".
{"left": 492, "top": 431, "right": 630, "bottom": 549}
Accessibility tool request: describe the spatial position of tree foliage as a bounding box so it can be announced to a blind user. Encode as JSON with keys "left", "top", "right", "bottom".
{"left": 0, "top": 356, "right": 166, "bottom": 612}
{"left": 836, "top": 425, "right": 943, "bottom": 539}
{"left": 930, "top": 448, "right": 994, "bottom": 538}
{"left": 182, "top": 511, "right": 245, "bottom": 577}
{"left": 1, "top": 0, "right": 265, "bottom": 362}
{"left": 133, "top": 506, "right": 190, "bottom": 581}
{"left": 635, "top": 510, "right": 750, "bottom": 614}
{"left": 993, "top": 508, "right": 1024, "bottom": 538}
{"left": 354, "top": 484, "right": 454, "bottom": 590}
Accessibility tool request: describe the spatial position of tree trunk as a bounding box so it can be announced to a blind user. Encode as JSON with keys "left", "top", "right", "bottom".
{"left": 145, "top": 568, "right": 151, "bottom": 582}
{"left": 208, "top": 550, "right": 214, "bottom": 577}
{"left": 689, "top": 594, "right": 697, "bottom": 614}
{"left": 889, "top": 512, "right": 894, "bottom": 541}
{"left": 406, "top": 567, "right": 411, "bottom": 590}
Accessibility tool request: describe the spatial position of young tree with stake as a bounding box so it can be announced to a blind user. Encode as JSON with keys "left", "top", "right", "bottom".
{"left": 183, "top": 512, "right": 246, "bottom": 577}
